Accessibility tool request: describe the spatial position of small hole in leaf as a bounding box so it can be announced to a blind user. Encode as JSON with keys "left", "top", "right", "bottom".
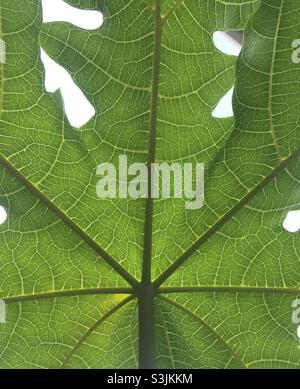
{"left": 213, "top": 31, "right": 243, "bottom": 57}
{"left": 41, "top": 50, "right": 95, "bottom": 128}
{"left": 283, "top": 210, "right": 300, "bottom": 233}
{"left": 42, "top": 0, "right": 103, "bottom": 30}
{"left": 297, "top": 325, "right": 300, "bottom": 339}
{"left": 0, "top": 206, "right": 7, "bottom": 225}
{"left": 212, "top": 87, "right": 234, "bottom": 118}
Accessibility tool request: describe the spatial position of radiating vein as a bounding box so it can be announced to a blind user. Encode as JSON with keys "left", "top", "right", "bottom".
{"left": 0, "top": 154, "right": 139, "bottom": 289}
{"left": 153, "top": 147, "right": 300, "bottom": 288}
{"left": 268, "top": 0, "right": 284, "bottom": 160}
{"left": 2, "top": 288, "right": 135, "bottom": 304}
{"left": 158, "top": 295, "right": 247, "bottom": 369}
{"left": 158, "top": 286, "right": 300, "bottom": 295}
{"left": 61, "top": 295, "right": 135, "bottom": 368}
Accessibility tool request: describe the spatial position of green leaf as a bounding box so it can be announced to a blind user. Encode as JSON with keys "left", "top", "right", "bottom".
{"left": 1, "top": 0, "right": 300, "bottom": 369}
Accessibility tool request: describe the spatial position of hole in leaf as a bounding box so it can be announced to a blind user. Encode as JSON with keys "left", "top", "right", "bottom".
{"left": 213, "top": 31, "right": 243, "bottom": 57}
{"left": 0, "top": 206, "right": 7, "bottom": 225}
{"left": 283, "top": 210, "right": 300, "bottom": 233}
{"left": 42, "top": 0, "right": 103, "bottom": 30}
{"left": 41, "top": 49, "right": 95, "bottom": 128}
{"left": 41, "top": 0, "right": 98, "bottom": 127}
{"left": 212, "top": 87, "right": 234, "bottom": 118}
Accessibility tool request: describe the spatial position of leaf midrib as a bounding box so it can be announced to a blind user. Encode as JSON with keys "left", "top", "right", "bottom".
{"left": 268, "top": 0, "right": 284, "bottom": 160}
{"left": 141, "top": 0, "right": 163, "bottom": 287}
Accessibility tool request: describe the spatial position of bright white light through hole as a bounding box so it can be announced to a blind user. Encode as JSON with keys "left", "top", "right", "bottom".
{"left": 0, "top": 206, "right": 7, "bottom": 225}
{"left": 42, "top": 0, "right": 103, "bottom": 30}
{"left": 41, "top": 4, "right": 243, "bottom": 125}
{"left": 283, "top": 210, "right": 300, "bottom": 233}
{"left": 297, "top": 326, "right": 300, "bottom": 339}
{"left": 212, "top": 32, "right": 242, "bottom": 118}
{"left": 41, "top": 50, "right": 95, "bottom": 128}
{"left": 213, "top": 32, "right": 242, "bottom": 57}
{"left": 212, "top": 87, "right": 234, "bottom": 118}
{"left": 41, "top": 0, "right": 101, "bottom": 127}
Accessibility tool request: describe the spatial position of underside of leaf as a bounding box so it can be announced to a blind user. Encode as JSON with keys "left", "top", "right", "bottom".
{"left": 1, "top": 0, "right": 300, "bottom": 369}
